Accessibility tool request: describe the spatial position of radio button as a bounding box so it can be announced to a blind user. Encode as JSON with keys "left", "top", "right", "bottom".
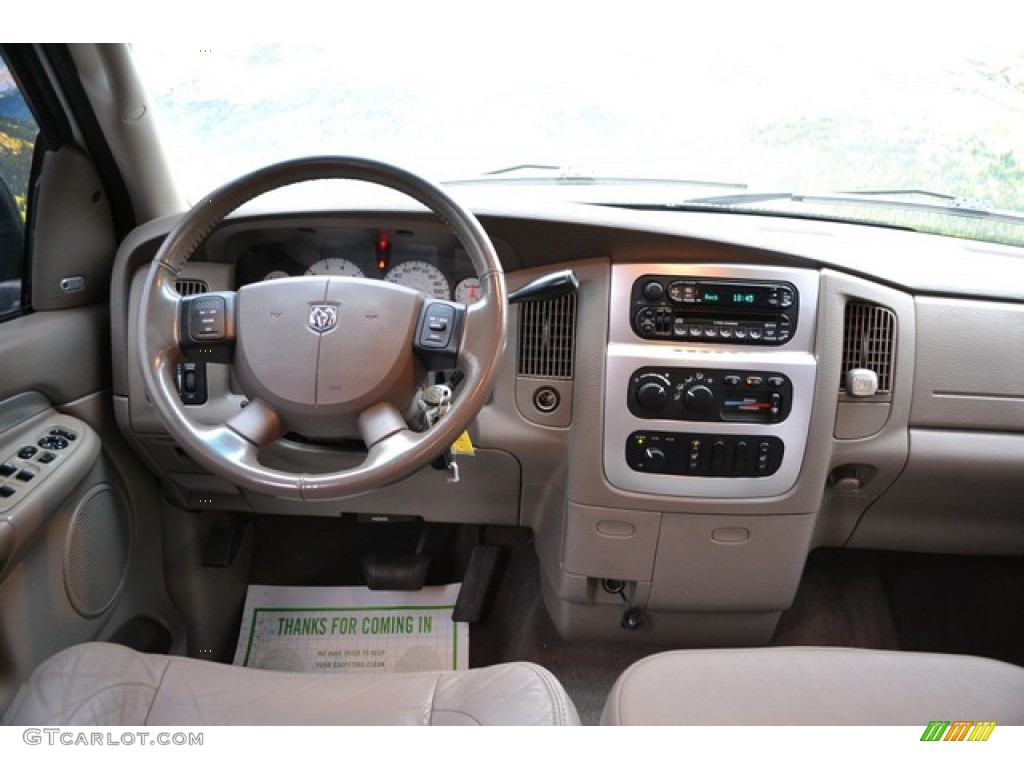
{"left": 733, "top": 328, "right": 747, "bottom": 340}
{"left": 749, "top": 328, "right": 763, "bottom": 340}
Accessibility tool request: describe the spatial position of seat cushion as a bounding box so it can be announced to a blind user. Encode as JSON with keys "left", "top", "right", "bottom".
{"left": 2, "top": 642, "right": 579, "bottom": 726}
{"left": 601, "top": 646, "right": 1024, "bottom": 725}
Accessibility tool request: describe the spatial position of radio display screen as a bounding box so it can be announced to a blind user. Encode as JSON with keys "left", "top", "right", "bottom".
{"left": 666, "top": 281, "right": 782, "bottom": 308}
{"left": 698, "top": 284, "right": 771, "bottom": 306}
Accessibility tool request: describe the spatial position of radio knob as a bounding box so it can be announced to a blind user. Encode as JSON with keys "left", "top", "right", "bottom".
{"left": 642, "top": 280, "right": 665, "bottom": 301}
{"left": 635, "top": 380, "right": 670, "bottom": 412}
{"left": 683, "top": 383, "right": 715, "bottom": 413}
{"left": 643, "top": 446, "right": 667, "bottom": 470}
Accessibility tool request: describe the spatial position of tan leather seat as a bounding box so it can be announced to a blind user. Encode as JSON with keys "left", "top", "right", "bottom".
{"left": 602, "top": 647, "right": 1024, "bottom": 725}
{"left": 2, "top": 642, "right": 579, "bottom": 726}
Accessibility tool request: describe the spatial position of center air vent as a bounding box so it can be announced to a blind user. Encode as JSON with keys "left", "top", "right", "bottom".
{"left": 517, "top": 294, "right": 578, "bottom": 379}
{"left": 841, "top": 301, "right": 896, "bottom": 394}
{"left": 175, "top": 278, "right": 209, "bottom": 296}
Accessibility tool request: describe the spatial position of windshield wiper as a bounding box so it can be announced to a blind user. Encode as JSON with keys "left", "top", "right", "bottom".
{"left": 445, "top": 165, "right": 747, "bottom": 191}
{"left": 835, "top": 188, "right": 994, "bottom": 212}
{"left": 678, "top": 189, "right": 1019, "bottom": 221}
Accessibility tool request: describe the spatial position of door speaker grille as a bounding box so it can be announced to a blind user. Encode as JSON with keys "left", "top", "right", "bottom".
{"left": 64, "top": 484, "right": 131, "bottom": 618}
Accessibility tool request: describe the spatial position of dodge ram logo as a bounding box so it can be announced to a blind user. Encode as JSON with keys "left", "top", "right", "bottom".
{"left": 308, "top": 304, "right": 338, "bottom": 334}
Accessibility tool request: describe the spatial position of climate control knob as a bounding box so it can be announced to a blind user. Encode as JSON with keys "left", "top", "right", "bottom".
{"left": 683, "top": 383, "right": 715, "bottom": 413}
{"left": 635, "top": 380, "right": 670, "bottom": 412}
{"left": 643, "top": 446, "right": 667, "bottom": 469}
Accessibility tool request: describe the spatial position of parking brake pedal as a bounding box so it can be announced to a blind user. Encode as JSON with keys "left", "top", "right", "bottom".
{"left": 452, "top": 545, "right": 500, "bottom": 623}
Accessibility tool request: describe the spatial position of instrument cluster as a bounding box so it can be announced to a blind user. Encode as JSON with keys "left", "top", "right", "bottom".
{"left": 233, "top": 227, "right": 482, "bottom": 303}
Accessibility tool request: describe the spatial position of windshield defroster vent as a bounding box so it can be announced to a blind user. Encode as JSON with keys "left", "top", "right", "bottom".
{"left": 841, "top": 301, "right": 896, "bottom": 394}
{"left": 175, "top": 278, "right": 209, "bottom": 296}
{"left": 517, "top": 294, "right": 578, "bottom": 380}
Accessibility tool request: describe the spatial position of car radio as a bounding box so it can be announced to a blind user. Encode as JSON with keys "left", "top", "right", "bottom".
{"left": 630, "top": 276, "right": 798, "bottom": 345}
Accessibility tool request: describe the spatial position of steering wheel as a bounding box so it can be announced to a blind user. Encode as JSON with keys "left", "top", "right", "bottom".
{"left": 138, "top": 157, "right": 506, "bottom": 500}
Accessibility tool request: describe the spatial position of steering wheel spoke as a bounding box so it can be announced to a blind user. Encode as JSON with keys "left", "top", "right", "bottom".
{"left": 225, "top": 399, "right": 283, "bottom": 449}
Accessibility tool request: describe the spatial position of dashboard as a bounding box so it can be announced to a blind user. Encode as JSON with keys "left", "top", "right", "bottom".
{"left": 109, "top": 199, "right": 1024, "bottom": 648}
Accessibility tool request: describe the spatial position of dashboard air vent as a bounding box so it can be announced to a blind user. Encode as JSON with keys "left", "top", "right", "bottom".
{"left": 175, "top": 278, "right": 208, "bottom": 296}
{"left": 517, "top": 293, "right": 578, "bottom": 379}
{"left": 841, "top": 301, "right": 896, "bottom": 393}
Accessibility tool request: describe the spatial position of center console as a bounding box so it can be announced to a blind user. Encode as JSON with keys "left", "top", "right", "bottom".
{"left": 530, "top": 260, "right": 827, "bottom": 646}
{"left": 604, "top": 264, "right": 819, "bottom": 499}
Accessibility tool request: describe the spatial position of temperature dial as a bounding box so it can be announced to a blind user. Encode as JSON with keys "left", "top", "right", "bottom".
{"left": 683, "top": 383, "right": 715, "bottom": 413}
{"left": 632, "top": 374, "right": 671, "bottom": 414}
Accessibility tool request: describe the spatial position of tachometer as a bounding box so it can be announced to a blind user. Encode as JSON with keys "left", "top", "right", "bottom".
{"left": 305, "top": 258, "right": 365, "bottom": 277}
{"left": 385, "top": 261, "right": 450, "bottom": 300}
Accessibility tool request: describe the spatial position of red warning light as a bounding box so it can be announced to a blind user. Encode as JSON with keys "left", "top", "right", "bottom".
{"left": 376, "top": 230, "right": 391, "bottom": 272}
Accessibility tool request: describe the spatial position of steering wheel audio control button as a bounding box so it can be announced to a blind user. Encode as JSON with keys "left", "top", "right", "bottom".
{"left": 415, "top": 301, "right": 464, "bottom": 370}
{"left": 189, "top": 296, "right": 227, "bottom": 340}
{"left": 179, "top": 292, "right": 237, "bottom": 363}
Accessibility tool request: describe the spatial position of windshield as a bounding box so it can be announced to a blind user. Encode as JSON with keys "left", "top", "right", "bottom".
{"left": 131, "top": 37, "right": 1024, "bottom": 246}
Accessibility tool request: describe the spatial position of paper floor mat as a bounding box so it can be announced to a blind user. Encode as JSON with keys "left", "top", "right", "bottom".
{"left": 233, "top": 583, "right": 468, "bottom": 673}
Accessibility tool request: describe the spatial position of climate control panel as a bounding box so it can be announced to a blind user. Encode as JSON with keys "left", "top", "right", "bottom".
{"left": 627, "top": 367, "right": 792, "bottom": 423}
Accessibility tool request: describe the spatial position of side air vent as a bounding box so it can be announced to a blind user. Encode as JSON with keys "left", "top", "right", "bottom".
{"left": 841, "top": 301, "right": 896, "bottom": 394}
{"left": 175, "top": 278, "right": 209, "bottom": 296}
{"left": 517, "top": 294, "right": 578, "bottom": 380}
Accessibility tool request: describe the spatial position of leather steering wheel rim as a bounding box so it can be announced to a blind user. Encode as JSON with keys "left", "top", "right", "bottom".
{"left": 138, "top": 156, "right": 506, "bottom": 500}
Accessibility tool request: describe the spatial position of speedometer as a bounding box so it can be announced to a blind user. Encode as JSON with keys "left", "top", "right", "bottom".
{"left": 305, "top": 258, "right": 365, "bottom": 277}
{"left": 385, "top": 261, "right": 450, "bottom": 300}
